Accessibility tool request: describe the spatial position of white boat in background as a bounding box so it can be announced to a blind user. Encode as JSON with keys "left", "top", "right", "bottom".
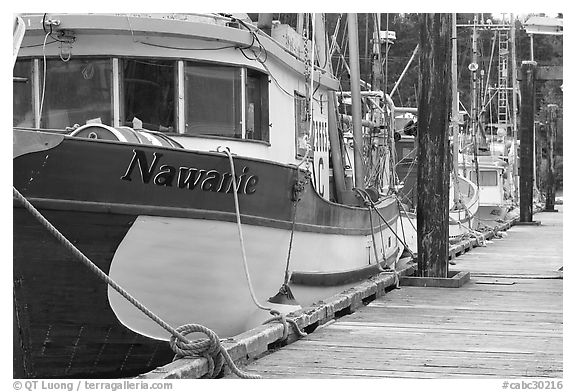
{"left": 459, "top": 151, "right": 515, "bottom": 228}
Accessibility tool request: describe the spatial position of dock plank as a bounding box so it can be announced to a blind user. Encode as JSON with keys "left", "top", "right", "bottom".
{"left": 227, "top": 208, "right": 563, "bottom": 378}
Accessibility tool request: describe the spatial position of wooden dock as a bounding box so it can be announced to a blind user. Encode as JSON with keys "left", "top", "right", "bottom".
{"left": 227, "top": 208, "right": 563, "bottom": 378}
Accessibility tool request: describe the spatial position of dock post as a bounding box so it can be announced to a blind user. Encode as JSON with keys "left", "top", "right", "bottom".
{"left": 519, "top": 61, "right": 537, "bottom": 223}
{"left": 544, "top": 104, "right": 559, "bottom": 212}
{"left": 416, "top": 13, "right": 451, "bottom": 278}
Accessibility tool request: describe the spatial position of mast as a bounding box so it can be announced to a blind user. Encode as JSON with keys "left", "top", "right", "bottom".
{"left": 451, "top": 13, "right": 460, "bottom": 206}
{"left": 296, "top": 13, "right": 304, "bottom": 34}
{"left": 510, "top": 13, "right": 519, "bottom": 203}
{"left": 470, "top": 14, "right": 481, "bottom": 181}
{"left": 471, "top": 14, "right": 479, "bottom": 145}
{"left": 347, "top": 13, "right": 365, "bottom": 189}
{"left": 315, "top": 13, "right": 347, "bottom": 202}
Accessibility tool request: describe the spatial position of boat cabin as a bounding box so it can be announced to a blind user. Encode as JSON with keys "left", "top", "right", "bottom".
{"left": 13, "top": 13, "right": 338, "bottom": 200}
{"left": 461, "top": 159, "right": 506, "bottom": 207}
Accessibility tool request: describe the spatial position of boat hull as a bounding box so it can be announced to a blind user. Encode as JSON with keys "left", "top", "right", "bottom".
{"left": 13, "top": 208, "right": 171, "bottom": 378}
{"left": 14, "top": 129, "right": 401, "bottom": 378}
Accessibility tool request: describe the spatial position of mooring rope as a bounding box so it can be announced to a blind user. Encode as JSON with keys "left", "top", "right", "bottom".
{"left": 354, "top": 189, "right": 405, "bottom": 288}
{"left": 13, "top": 186, "right": 260, "bottom": 379}
{"left": 355, "top": 189, "right": 416, "bottom": 260}
{"left": 283, "top": 145, "right": 311, "bottom": 286}
{"left": 366, "top": 206, "right": 384, "bottom": 271}
{"left": 218, "top": 147, "right": 307, "bottom": 340}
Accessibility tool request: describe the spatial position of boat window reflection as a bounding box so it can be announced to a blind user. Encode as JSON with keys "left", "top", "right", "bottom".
{"left": 246, "top": 68, "right": 269, "bottom": 142}
{"left": 294, "top": 93, "right": 310, "bottom": 158}
{"left": 13, "top": 60, "right": 33, "bottom": 127}
{"left": 470, "top": 170, "right": 498, "bottom": 186}
{"left": 184, "top": 63, "right": 242, "bottom": 138}
{"left": 40, "top": 58, "right": 113, "bottom": 129}
{"left": 122, "top": 59, "right": 175, "bottom": 132}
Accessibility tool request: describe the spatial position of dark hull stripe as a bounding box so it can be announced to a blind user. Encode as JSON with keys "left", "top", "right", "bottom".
{"left": 14, "top": 131, "right": 398, "bottom": 233}
{"left": 290, "top": 248, "right": 400, "bottom": 286}
{"left": 14, "top": 197, "right": 398, "bottom": 236}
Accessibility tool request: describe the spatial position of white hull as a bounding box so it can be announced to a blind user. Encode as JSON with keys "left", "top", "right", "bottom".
{"left": 108, "top": 215, "right": 400, "bottom": 339}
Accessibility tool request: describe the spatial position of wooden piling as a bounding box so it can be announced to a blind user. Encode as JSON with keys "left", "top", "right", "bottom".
{"left": 519, "top": 61, "right": 537, "bottom": 222}
{"left": 416, "top": 13, "right": 452, "bottom": 278}
{"left": 544, "top": 104, "right": 558, "bottom": 211}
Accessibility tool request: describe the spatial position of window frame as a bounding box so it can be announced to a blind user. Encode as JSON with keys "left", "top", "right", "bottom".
{"left": 14, "top": 56, "right": 270, "bottom": 145}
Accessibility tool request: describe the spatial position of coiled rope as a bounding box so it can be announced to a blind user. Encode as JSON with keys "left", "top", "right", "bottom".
{"left": 13, "top": 186, "right": 259, "bottom": 379}
{"left": 218, "top": 147, "right": 307, "bottom": 341}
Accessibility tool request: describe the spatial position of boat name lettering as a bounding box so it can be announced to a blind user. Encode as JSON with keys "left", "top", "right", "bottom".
{"left": 120, "top": 149, "right": 259, "bottom": 195}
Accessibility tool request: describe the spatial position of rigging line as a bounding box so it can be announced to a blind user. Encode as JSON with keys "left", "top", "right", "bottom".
{"left": 384, "top": 13, "right": 389, "bottom": 95}
{"left": 38, "top": 32, "right": 50, "bottom": 128}
{"left": 397, "top": 157, "right": 417, "bottom": 190}
{"left": 328, "top": 13, "right": 342, "bottom": 60}
{"left": 394, "top": 194, "right": 417, "bottom": 233}
{"left": 395, "top": 198, "right": 408, "bottom": 248}
{"left": 367, "top": 206, "right": 384, "bottom": 270}
{"left": 283, "top": 146, "right": 311, "bottom": 285}
{"left": 355, "top": 188, "right": 415, "bottom": 259}
{"left": 140, "top": 41, "right": 241, "bottom": 51}
{"left": 479, "top": 89, "right": 499, "bottom": 116}
{"left": 483, "top": 31, "right": 497, "bottom": 105}
{"left": 126, "top": 16, "right": 137, "bottom": 44}
{"left": 393, "top": 146, "right": 417, "bottom": 167}
{"left": 21, "top": 40, "right": 58, "bottom": 48}
{"left": 316, "top": 14, "right": 328, "bottom": 70}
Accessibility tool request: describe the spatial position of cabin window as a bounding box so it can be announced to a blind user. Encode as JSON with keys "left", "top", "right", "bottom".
{"left": 40, "top": 58, "right": 113, "bottom": 129}
{"left": 294, "top": 92, "right": 310, "bottom": 158}
{"left": 246, "top": 68, "right": 269, "bottom": 142}
{"left": 122, "top": 59, "right": 176, "bottom": 132}
{"left": 184, "top": 63, "right": 242, "bottom": 138}
{"left": 13, "top": 60, "right": 33, "bottom": 127}
{"left": 470, "top": 170, "right": 498, "bottom": 186}
{"left": 14, "top": 56, "right": 270, "bottom": 143}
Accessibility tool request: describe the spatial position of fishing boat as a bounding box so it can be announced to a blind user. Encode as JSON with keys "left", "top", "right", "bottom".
{"left": 393, "top": 128, "right": 479, "bottom": 242}
{"left": 459, "top": 152, "right": 513, "bottom": 226}
{"left": 13, "top": 13, "right": 404, "bottom": 378}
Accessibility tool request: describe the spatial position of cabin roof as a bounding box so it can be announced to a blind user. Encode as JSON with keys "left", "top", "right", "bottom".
{"left": 19, "top": 13, "right": 339, "bottom": 90}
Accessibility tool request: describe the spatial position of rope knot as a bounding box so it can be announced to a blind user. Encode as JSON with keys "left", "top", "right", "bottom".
{"left": 263, "top": 310, "right": 308, "bottom": 343}
{"left": 169, "top": 324, "right": 225, "bottom": 378}
{"left": 265, "top": 310, "right": 290, "bottom": 342}
{"left": 291, "top": 173, "right": 310, "bottom": 202}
